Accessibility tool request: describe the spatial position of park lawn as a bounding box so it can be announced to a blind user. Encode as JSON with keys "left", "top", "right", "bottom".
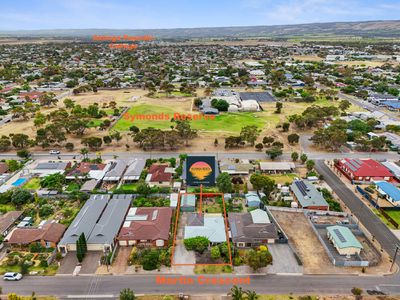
{"left": 24, "top": 177, "right": 41, "bottom": 190}
{"left": 194, "top": 265, "right": 232, "bottom": 274}
{"left": 153, "top": 91, "right": 193, "bottom": 98}
{"left": 87, "top": 119, "right": 105, "bottom": 128}
{"left": 112, "top": 104, "right": 177, "bottom": 131}
{"left": 268, "top": 173, "right": 298, "bottom": 184}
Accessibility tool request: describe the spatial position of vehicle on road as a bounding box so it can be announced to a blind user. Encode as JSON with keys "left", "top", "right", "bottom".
{"left": 3, "top": 272, "right": 23, "bottom": 281}
{"left": 49, "top": 150, "right": 61, "bottom": 155}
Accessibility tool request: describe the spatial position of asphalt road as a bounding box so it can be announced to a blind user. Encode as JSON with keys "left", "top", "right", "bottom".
{"left": 2, "top": 273, "right": 400, "bottom": 298}
{"left": 315, "top": 160, "right": 400, "bottom": 261}
{"left": 0, "top": 150, "right": 399, "bottom": 162}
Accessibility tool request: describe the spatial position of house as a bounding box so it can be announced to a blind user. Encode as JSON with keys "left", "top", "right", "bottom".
{"left": 58, "top": 194, "right": 110, "bottom": 254}
{"left": 219, "top": 160, "right": 254, "bottom": 175}
{"left": 146, "top": 164, "right": 173, "bottom": 187}
{"left": 102, "top": 160, "right": 128, "bottom": 182}
{"left": 30, "top": 161, "right": 71, "bottom": 177}
{"left": 336, "top": 158, "right": 394, "bottom": 182}
{"left": 259, "top": 162, "right": 296, "bottom": 174}
{"left": 245, "top": 193, "right": 261, "bottom": 208}
{"left": 381, "top": 161, "right": 400, "bottom": 180}
{"left": 0, "top": 211, "right": 23, "bottom": 236}
{"left": 290, "top": 180, "right": 329, "bottom": 210}
{"left": 228, "top": 209, "right": 278, "bottom": 247}
{"left": 66, "top": 162, "right": 109, "bottom": 180}
{"left": 184, "top": 213, "right": 226, "bottom": 244}
{"left": 86, "top": 194, "right": 132, "bottom": 251}
{"left": 375, "top": 181, "right": 400, "bottom": 207}
{"left": 58, "top": 194, "right": 132, "bottom": 254}
{"left": 7, "top": 221, "right": 66, "bottom": 248}
{"left": 180, "top": 194, "right": 196, "bottom": 212}
{"left": 118, "top": 207, "right": 173, "bottom": 247}
{"left": 122, "top": 159, "right": 146, "bottom": 183}
{"left": 0, "top": 162, "right": 9, "bottom": 175}
{"left": 327, "top": 225, "right": 363, "bottom": 256}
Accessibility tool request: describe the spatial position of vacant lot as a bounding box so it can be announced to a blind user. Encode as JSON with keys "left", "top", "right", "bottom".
{"left": 271, "top": 210, "right": 393, "bottom": 275}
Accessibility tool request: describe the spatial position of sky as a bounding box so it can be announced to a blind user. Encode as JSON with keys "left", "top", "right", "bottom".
{"left": 0, "top": 0, "right": 399, "bottom": 30}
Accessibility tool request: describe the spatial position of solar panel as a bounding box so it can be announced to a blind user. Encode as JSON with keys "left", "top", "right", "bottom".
{"left": 295, "top": 181, "right": 308, "bottom": 196}
{"left": 333, "top": 228, "right": 347, "bottom": 243}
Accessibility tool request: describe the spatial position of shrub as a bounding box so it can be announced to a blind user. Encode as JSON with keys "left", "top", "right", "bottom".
{"left": 183, "top": 236, "right": 210, "bottom": 253}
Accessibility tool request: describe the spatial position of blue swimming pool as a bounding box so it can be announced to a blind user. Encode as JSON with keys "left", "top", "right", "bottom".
{"left": 12, "top": 178, "right": 27, "bottom": 187}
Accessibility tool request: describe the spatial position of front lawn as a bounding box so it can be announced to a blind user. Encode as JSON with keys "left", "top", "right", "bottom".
{"left": 373, "top": 209, "right": 396, "bottom": 229}
{"left": 194, "top": 265, "right": 232, "bottom": 274}
{"left": 385, "top": 210, "right": 400, "bottom": 224}
{"left": 24, "top": 177, "right": 41, "bottom": 190}
{"left": 66, "top": 182, "right": 81, "bottom": 192}
{"left": 119, "top": 183, "right": 138, "bottom": 192}
{"left": 0, "top": 203, "right": 16, "bottom": 212}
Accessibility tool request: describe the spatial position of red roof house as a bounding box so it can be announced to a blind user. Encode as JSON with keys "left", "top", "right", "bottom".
{"left": 146, "top": 164, "right": 173, "bottom": 186}
{"left": 7, "top": 221, "right": 66, "bottom": 248}
{"left": 118, "top": 207, "right": 173, "bottom": 247}
{"left": 337, "top": 158, "right": 394, "bottom": 182}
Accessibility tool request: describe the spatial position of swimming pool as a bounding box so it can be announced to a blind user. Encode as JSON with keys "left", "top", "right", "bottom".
{"left": 12, "top": 178, "right": 27, "bottom": 187}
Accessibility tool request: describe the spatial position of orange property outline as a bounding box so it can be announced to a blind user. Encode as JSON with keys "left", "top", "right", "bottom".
{"left": 170, "top": 188, "right": 233, "bottom": 266}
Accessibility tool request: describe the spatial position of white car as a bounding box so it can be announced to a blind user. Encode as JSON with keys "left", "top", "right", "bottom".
{"left": 3, "top": 272, "right": 23, "bottom": 281}
{"left": 49, "top": 150, "right": 61, "bottom": 155}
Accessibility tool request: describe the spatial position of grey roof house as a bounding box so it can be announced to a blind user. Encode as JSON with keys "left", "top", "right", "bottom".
{"left": 103, "top": 160, "right": 128, "bottom": 182}
{"left": 290, "top": 180, "right": 329, "bottom": 210}
{"left": 122, "top": 159, "right": 146, "bottom": 182}
{"left": 58, "top": 194, "right": 132, "bottom": 254}
{"left": 228, "top": 209, "right": 278, "bottom": 247}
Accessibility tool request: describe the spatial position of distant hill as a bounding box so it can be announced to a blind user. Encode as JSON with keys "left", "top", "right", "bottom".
{"left": 1, "top": 20, "right": 400, "bottom": 39}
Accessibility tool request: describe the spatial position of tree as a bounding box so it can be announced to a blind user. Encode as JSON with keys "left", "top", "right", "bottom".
{"left": 255, "top": 143, "right": 263, "bottom": 151}
{"left": 81, "top": 137, "right": 102, "bottom": 150}
{"left": 11, "top": 189, "right": 34, "bottom": 206}
{"left": 300, "top": 153, "right": 308, "bottom": 164}
{"left": 231, "top": 285, "right": 244, "bottom": 300}
{"left": 11, "top": 133, "right": 30, "bottom": 149}
{"left": 65, "top": 142, "right": 74, "bottom": 151}
{"left": 120, "top": 288, "right": 136, "bottom": 300}
{"left": 306, "top": 160, "right": 315, "bottom": 171}
{"left": 40, "top": 173, "right": 66, "bottom": 191}
{"left": 103, "top": 135, "right": 112, "bottom": 145}
{"left": 211, "top": 99, "right": 229, "bottom": 111}
{"left": 275, "top": 102, "right": 283, "bottom": 114}
{"left": 211, "top": 245, "right": 221, "bottom": 260}
{"left": 63, "top": 98, "right": 75, "bottom": 109}
{"left": 291, "top": 152, "right": 299, "bottom": 162}
{"left": 282, "top": 122, "right": 290, "bottom": 132}
{"left": 338, "top": 100, "right": 351, "bottom": 113}
{"left": 262, "top": 136, "right": 274, "bottom": 145}
{"left": 174, "top": 120, "right": 197, "bottom": 146}
{"left": 39, "top": 92, "right": 58, "bottom": 107}
{"left": 216, "top": 172, "right": 232, "bottom": 193}
{"left": 214, "top": 138, "right": 218, "bottom": 147}
{"left": 240, "top": 125, "right": 261, "bottom": 146}
{"left": 249, "top": 174, "right": 275, "bottom": 197}
{"left": 33, "top": 112, "right": 46, "bottom": 127}
{"left": 287, "top": 133, "right": 300, "bottom": 144}
{"left": 136, "top": 181, "right": 151, "bottom": 196}
{"left": 0, "top": 136, "right": 11, "bottom": 152}
{"left": 16, "top": 149, "right": 30, "bottom": 158}
{"left": 266, "top": 146, "right": 283, "bottom": 160}
{"left": 246, "top": 248, "right": 272, "bottom": 271}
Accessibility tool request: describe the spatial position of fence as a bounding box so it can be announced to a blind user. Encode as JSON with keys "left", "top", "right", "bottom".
{"left": 380, "top": 208, "right": 399, "bottom": 229}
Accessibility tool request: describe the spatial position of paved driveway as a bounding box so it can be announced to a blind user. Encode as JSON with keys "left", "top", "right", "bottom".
{"left": 57, "top": 252, "right": 78, "bottom": 275}
{"left": 80, "top": 251, "right": 102, "bottom": 274}
{"left": 266, "top": 244, "right": 303, "bottom": 274}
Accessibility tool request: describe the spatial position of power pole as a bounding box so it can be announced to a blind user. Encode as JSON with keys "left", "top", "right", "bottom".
{"left": 390, "top": 244, "right": 399, "bottom": 272}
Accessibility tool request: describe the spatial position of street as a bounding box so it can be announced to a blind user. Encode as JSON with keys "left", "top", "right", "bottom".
{"left": 2, "top": 273, "right": 400, "bottom": 298}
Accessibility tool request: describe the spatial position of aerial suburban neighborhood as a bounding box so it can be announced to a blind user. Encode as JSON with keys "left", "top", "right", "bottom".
{"left": 0, "top": 0, "right": 400, "bottom": 299}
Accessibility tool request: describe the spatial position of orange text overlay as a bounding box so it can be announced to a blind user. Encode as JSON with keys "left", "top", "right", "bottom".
{"left": 156, "top": 276, "right": 250, "bottom": 285}
{"left": 123, "top": 112, "right": 216, "bottom": 122}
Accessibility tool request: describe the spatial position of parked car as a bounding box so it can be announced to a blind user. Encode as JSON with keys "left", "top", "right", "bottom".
{"left": 3, "top": 272, "right": 23, "bottom": 281}
{"left": 49, "top": 150, "right": 61, "bottom": 155}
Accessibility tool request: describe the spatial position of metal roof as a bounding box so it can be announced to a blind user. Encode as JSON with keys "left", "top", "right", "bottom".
{"left": 375, "top": 181, "right": 400, "bottom": 202}
{"left": 290, "top": 180, "right": 328, "bottom": 208}
{"left": 327, "top": 225, "right": 363, "bottom": 250}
